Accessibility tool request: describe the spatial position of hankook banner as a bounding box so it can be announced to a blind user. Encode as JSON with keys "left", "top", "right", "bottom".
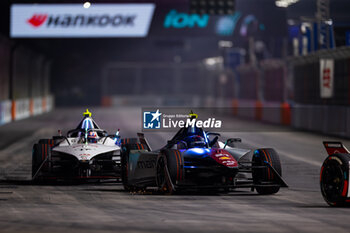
{"left": 10, "top": 4, "right": 155, "bottom": 38}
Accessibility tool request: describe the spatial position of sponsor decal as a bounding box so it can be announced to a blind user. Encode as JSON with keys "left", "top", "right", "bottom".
{"left": 27, "top": 14, "right": 48, "bottom": 27}
{"left": 329, "top": 156, "right": 343, "bottom": 165}
{"left": 218, "top": 156, "right": 231, "bottom": 160}
{"left": 211, "top": 150, "right": 237, "bottom": 167}
{"left": 164, "top": 10, "right": 209, "bottom": 28}
{"left": 137, "top": 160, "right": 156, "bottom": 169}
{"left": 11, "top": 4, "right": 155, "bottom": 38}
{"left": 320, "top": 59, "right": 334, "bottom": 98}
{"left": 216, "top": 13, "right": 241, "bottom": 36}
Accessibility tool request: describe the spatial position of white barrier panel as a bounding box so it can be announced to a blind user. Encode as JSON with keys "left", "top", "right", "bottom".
{"left": 15, "top": 99, "right": 30, "bottom": 120}
{"left": 0, "top": 100, "right": 12, "bottom": 125}
{"left": 33, "top": 97, "right": 43, "bottom": 116}
{"left": 45, "top": 95, "right": 54, "bottom": 112}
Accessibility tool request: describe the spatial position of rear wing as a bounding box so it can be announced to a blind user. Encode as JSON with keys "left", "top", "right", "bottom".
{"left": 323, "top": 141, "right": 350, "bottom": 156}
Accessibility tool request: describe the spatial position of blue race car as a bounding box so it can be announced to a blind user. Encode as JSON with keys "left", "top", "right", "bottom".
{"left": 121, "top": 120, "right": 287, "bottom": 194}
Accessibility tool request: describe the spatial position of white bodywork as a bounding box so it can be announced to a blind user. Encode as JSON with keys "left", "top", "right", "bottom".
{"left": 52, "top": 137, "right": 120, "bottom": 161}
{"left": 218, "top": 141, "right": 251, "bottom": 161}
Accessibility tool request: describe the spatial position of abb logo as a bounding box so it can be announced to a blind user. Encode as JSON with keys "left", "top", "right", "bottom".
{"left": 320, "top": 59, "right": 334, "bottom": 98}
{"left": 323, "top": 68, "right": 331, "bottom": 88}
{"left": 27, "top": 14, "right": 48, "bottom": 27}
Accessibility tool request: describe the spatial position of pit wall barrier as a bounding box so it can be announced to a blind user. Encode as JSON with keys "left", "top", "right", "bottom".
{"left": 232, "top": 99, "right": 291, "bottom": 126}
{"left": 291, "top": 104, "right": 350, "bottom": 138}
{"left": 0, "top": 96, "right": 54, "bottom": 126}
{"left": 231, "top": 99, "right": 350, "bottom": 137}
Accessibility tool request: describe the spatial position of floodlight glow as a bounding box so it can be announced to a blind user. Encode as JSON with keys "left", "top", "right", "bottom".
{"left": 83, "top": 2, "right": 91, "bottom": 9}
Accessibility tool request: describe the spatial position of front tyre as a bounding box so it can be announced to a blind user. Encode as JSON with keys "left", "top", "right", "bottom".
{"left": 320, "top": 154, "right": 350, "bottom": 207}
{"left": 156, "top": 150, "right": 184, "bottom": 195}
{"left": 252, "top": 148, "right": 282, "bottom": 195}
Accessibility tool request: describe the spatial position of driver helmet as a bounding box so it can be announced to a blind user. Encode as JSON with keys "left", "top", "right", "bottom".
{"left": 87, "top": 131, "right": 99, "bottom": 143}
{"left": 185, "top": 135, "right": 206, "bottom": 148}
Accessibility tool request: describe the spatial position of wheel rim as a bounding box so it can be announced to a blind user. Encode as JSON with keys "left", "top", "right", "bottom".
{"left": 156, "top": 156, "right": 166, "bottom": 189}
{"left": 321, "top": 160, "right": 344, "bottom": 202}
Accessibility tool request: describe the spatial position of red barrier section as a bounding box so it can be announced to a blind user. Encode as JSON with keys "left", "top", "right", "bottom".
{"left": 42, "top": 98, "right": 46, "bottom": 112}
{"left": 11, "top": 100, "right": 16, "bottom": 121}
{"left": 232, "top": 99, "right": 238, "bottom": 116}
{"left": 255, "top": 101, "right": 262, "bottom": 121}
{"left": 281, "top": 102, "right": 291, "bottom": 125}
{"left": 29, "top": 99, "right": 34, "bottom": 116}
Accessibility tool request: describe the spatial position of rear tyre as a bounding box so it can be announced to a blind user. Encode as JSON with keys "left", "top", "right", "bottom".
{"left": 156, "top": 149, "right": 184, "bottom": 195}
{"left": 38, "top": 139, "right": 55, "bottom": 147}
{"left": 320, "top": 154, "right": 350, "bottom": 207}
{"left": 252, "top": 148, "right": 282, "bottom": 195}
{"left": 121, "top": 140, "right": 148, "bottom": 192}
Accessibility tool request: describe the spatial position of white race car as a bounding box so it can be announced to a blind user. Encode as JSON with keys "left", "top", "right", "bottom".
{"left": 32, "top": 109, "right": 121, "bottom": 182}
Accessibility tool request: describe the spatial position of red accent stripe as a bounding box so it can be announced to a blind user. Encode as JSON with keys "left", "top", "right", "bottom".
{"left": 136, "top": 144, "right": 140, "bottom": 150}
{"left": 342, "top": 180, "right": 348, "bottom": 197}
{"left": 173, "top": 150, "right": 179, "bottom": 181}
{"left": 262, "top": 150, "right": 270, "bottom": 180}
{"left": 141, "top": 144, "right": 144, "bottom": 150}
{"left": 175, "top": 150, "right": 182, "bottom": 181}
{"left": 266, "top": 150, "right": 274, "bottom": 179}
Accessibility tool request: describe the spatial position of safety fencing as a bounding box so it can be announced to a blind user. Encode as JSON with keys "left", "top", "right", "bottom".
{"left": 103, "top": 95, "right": 202, "bottom": 108}
{"left": 0, "top": 96, "right": 54, "bottom": 126}
{"left": 228, "top": 46, "right": 350, "bottom": 138}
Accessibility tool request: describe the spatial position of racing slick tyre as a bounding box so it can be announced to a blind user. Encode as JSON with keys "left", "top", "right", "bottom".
{"left": 156, "top": 149, "right": 184, "bottom": 195}
{"left": 38, "top": 139, "right": 55, "bottom": 147}
{"left": 32, "top": 143, "right": 51, "bottom": 179}
{"left": 121, "top": 140, "right": 148, "bottom": 192}
{"left": 252, "top": 148, "right": 282, "bottom": 195}
{"left": 320, "top": 154, "right": 350, "bottom": 207}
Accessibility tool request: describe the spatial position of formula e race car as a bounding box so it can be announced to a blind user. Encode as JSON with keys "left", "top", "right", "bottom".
{"left": 320, "top": 141, "right": 350, "bottom": 206}
{"left": 32, "top": 109, "right": 121, "bottom": 181}
{"left": 121, "top": 123, "right": 288, "bottom": 194}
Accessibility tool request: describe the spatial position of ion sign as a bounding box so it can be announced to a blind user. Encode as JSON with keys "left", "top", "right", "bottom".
{"left": 10, "top": 4, "right": 155, "bottom": 38}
